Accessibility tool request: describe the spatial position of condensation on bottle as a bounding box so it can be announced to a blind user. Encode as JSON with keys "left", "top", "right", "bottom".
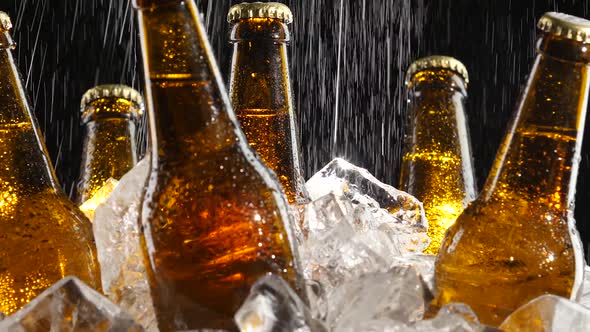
{"left": 400, "top": 56, "right": 477, "bottom": 255}
{"left": 228, "top": 2, "right": 309, "bottom": 205}
{"left": 0, "top": 11, "right": 100, "bottom": 315}
{"left": 76, "top": 85, "right": 143, "bottom": 205}
{"left": 133, "top": 0, "right": 304, "bottom": 330}
{"left": 431, "top": 12, "right": 589, "bottom": 326}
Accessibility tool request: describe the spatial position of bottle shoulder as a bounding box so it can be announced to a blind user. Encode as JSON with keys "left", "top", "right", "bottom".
{"left": 1, "top": 189, "right": 93, "bottom": 238}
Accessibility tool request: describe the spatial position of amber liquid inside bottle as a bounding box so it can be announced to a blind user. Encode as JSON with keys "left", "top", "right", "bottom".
{"left": 432, "top": 35, "right": 587, "bottom": 326}
{"left": 0, "top": 34, "right": 100, "bottom": 314}
{"left": 229, "top": 18, "right": 308, "bottom": 204}
{"left": 76, "top": 98, "right": 139, "bottom": 204}
{"left": 134, "top": 1, "right": 302, "bottom": 330}
{"left": 400, "top": 69, "right": 476, "bottom": 255}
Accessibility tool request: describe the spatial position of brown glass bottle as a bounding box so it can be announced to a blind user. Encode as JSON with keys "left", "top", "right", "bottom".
{"left": 432, "top": 12, "right": 588, "bottom": 326}
{"left": 76, "top": 85, "right": 143, "bottom": 204}
{"left": 0, "top": 12, "right": 100, "bottom": 314}
{"left": 228, "top": 3, "right": 308, "bottom": 204}
{"left": 400, "top": 56, "right": 477, "bottom": 255}
{"left": 133, "top": 0, "right": 303, "bottom": 330}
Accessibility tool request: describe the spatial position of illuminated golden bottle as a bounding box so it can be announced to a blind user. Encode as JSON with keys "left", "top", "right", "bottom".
{"left": 133, "top": 0, "right": 303, "bottom": 330}
{"left": 0, "top": 12, "right": 100, "bottom": 314}
{"left": 432, "top": 12, "right": 588, "bottom": 326}
{"left": 228, "top": 3, "right": 308, "bottom": 204}
{"left": 400, "top": 56, "right": 476, "bottom": 255}
{"left": 76, "top": 85, "right": 143, "bottom": 204}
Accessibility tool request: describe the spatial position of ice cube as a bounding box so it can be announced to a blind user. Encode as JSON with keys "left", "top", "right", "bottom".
{"left": 0, "top": 276, "right": 143, "bottom": 331}
{"left": 580, "top": 265, "right": 590, "bottom": 308}
{"left": 93, "top": 159, "right": 156, "bottom": 331}
{"left": 406, "top": 302, "right": 502, "bottom": 332}
{"left": 300, "top": 192, "right": 430, "bottom": 293}
{"left": 305, "top": 158, "right": 427, "bottom": 229}
{"left": 390, "top": 254, "right": 436, "bottom": 291}
{"left": 302, "top": 193, "right": 355, "bottom": 235}
{"left": 499, "top": 294, "right": 590, "bottom": 332}
{"left": 334, "top": 302, "right": 491, "bottom": 332}
{"left": 79, "top": 178, "right": 120, "bottom": 220}
{"left": 302, "top": 216, "right": 390, "bottom": 290}
{"left": 328, "top": 266, "right": 432, "bottom": 330}
{"left": 234, "top": 275, "right": 327, "bottom": 332}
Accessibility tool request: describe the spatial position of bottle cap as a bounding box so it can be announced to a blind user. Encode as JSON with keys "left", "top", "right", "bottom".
{"left": 228, "top": 2, "right": 293, "bottom": 24}
{"left": 538, "top": 12, "right": 590, "bottom": 44}
{"left": 405, "top": 56, "right": 469, "bottom": 86}
{"left": 81, "top": 85, "right": 144, "bottom": 120}
{"left": 0, "top": 11, "right": 12, "bottom": 32}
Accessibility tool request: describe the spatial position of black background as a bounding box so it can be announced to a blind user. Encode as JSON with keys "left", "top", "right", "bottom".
{"left": 4, "top": 0, "right": 590, "bottom": 257}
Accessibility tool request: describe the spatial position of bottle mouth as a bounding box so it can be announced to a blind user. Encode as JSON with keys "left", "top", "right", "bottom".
{"left": 81, "top": 98, "right": 143, "bottom": 124}
{"left": 536, "top": 34, "right": 590, "bottom": 64}
{"left": 229, "top": 19, "right": 291, "bottom": 43}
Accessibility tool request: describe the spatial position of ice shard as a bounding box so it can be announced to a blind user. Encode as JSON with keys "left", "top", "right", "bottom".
{"left": 0, "top": 276, "right": 143, "bottom": 331}
{"left": 234, "top": 275, "right": 327, "bottom": 332}
{"left": 92, "top": 159, "right": 155, "bottom": 330}
{"left": 499, "top": 294, "right": 590, "bottom": 332}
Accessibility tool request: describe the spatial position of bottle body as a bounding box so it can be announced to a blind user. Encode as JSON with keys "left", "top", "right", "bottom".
{"left": 229, "top": 17, "right": 308, "bottom": 204}
{"left": 433, "top": 32, "right": 587, "bottom": 325}
{"left": 0, "top": 36, "right": 100, "bottom": 314}
{"left": 400, "top": 67, "right": 476, "bottom": 255}
{"left": 135, "top": 1, "right": 302, "bottom": 330}
{"left": 77, "top": 97, "right": 139, "bottom": 204}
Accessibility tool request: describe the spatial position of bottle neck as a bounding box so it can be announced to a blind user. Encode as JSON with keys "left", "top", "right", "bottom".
{"left": 77, "top": 116, "right": 138, "bottom": 203}
{"left": 136, "top": 0, "right": 240, "bottom": 162}
{"left": 403, "top": 71, "right": 476, "bottom": 201}
{"left": 481, "top": 35, "right": 590, "bottom": 209}
{"left": 0, "top": 48, "right": 60, "bottom": 195}
{"left": 229, "top": 19, "right": 292, "bottom": 114}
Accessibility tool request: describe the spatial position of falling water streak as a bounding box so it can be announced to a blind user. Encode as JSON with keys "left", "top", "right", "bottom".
{"left": 332, "top": 0, "right": 345, "bottom": 157}
{"left": 24, "top": 0, "right": 44, "bottom": 89}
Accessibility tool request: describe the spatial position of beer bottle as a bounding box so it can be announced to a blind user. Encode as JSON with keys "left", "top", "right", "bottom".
{"left": 133, "top": 0, "right": 303, "bottom": 330}
{"left": 76, "top": 85, "right": 143, "bottom": 204}
{"left": 0, "top": 12, "right": 100, "bottom": 314}
{"left": 228, "top": 2, "right": 308, "bottom": 204}
{"left": 432, "top": 12, "right": 588, "bottom": 326}
{"left": 400, "top": 56, "right": 477, "bottom": 255}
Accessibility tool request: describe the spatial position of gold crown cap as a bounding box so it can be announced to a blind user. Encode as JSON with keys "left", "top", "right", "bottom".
{"left": 228, "top": 2, "right": 293, "bottom": 24}
{"left": 538, "top": 12, "right": 590, "bottom": 43}
{"left": 0, "top": 11, "right": 12, "bottom": 32}
{"left": 81, "top": 84, "right": 144, "bottom": 113}
{"left": 405, "top": 55, "right": 469, "bottom": 86}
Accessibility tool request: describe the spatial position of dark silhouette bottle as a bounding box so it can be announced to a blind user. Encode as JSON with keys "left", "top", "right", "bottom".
{"left": 76, "top": 85, "right": 143, "bottom": 204}
{"left": 133, "top": 0, "right": 303, "bottom": 330}
{"left": 432, "top": 12, "right": 588, "bottom": 326}
{"left": 400, "top": 56, "right": 477, "bottom": 255}
{"left": 0, "top": 11, "right": 100, "bottom": 314}
{"left": 228, "top": 2, "right": 308, "bottom": 204}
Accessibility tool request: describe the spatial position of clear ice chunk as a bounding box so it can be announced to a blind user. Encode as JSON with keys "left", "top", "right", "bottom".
{"left": 410, "top": 303, "right": 484, "bottom": 332}
{"left": 335, "top": 302, "right": 490, "bottom": 332}
{"left": 390, "top": 254, "right": 436, "bottom": 291}
{"left": 93, "top": 158, "right": 156, "bottom": 331}
{"left": 79, "top": 178, "right": 120, "bottom": 220}
{"left": 499, "top": 294, "right": 590, "bottom": 332}
{"left": 305, "top": 158, "right": 427, "bottom": 230}
{"left": 327, "top": 266, "right": 432, "bottom": 330}
{"left": 234, "top": 275, "right": 327, "bottom": 332}
{"left": 0, "top": 276, "right": 143, "bottom": 332}
{"left": 580, "top": 265, "right": 590, "bottom": 308}
{"left": 300, "top": 192, "right": 430, "bottom": 292}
